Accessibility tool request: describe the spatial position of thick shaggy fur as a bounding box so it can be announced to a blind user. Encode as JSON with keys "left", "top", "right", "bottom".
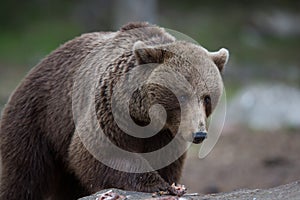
{"left": 0, "top": 22, "right": 228, "bottom": 200}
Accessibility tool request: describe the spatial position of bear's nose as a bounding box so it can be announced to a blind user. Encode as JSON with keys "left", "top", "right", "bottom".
{"left": 192, "top": 131, "right": 207, "bottom": 144}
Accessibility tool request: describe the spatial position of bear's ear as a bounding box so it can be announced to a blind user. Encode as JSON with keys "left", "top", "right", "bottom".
{"left": 209, "top": 48, "right": 229, "bottom": 72}
{"left": 133, "top": 41, "right": 165, "bottom": 64}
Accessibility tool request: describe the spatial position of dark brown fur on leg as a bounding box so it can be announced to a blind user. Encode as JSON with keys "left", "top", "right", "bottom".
{"left": 49, "top": 168, "right": 88, "bottom": 200}
{"left": 157, "top": 154, "right": 186, "bottom": 185}
{"left": 0, "top": 84, "right": 84, "bottom": 200}
{"left": 67, "top": 134, "right": 170, "bottom": 194}
{"left": 0, "top": 128, "right": 53, "bottom": 200}
{"left": 0, "top": 88, "right": 55, "bottom": 199}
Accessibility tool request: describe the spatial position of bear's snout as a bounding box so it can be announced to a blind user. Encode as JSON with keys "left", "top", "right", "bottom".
{"left": 192, "top": 131, "right": 207, "bottom": 144}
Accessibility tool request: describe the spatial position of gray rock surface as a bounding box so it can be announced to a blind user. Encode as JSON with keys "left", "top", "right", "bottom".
{"left": 226, "top": 84, "right": 300, "bottom": 131}
{"left": 80, "top": 180, "right": 300, "bottom": 200}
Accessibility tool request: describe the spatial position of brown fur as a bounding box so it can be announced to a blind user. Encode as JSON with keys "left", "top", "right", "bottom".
{"left": 0, "top": 22, "right": 228, "bottom": 200}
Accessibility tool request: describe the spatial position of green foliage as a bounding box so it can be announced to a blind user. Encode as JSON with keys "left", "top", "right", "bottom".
{"left": 0, "top": 0, "right": 73, "bottom": 30}
{"left": 0, "top": 0, "right": 299, "bottom": 84}
{"left": 0, "top": 20, "right": 81, "bottom": 65}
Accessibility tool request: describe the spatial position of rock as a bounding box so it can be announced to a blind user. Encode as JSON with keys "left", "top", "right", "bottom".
{"left": 79, "top": 180, "right": 300, "bottom": 200}
{"left": 250, "top": 10, "right": 300, "bottom": 37}
{"left": 226, "top": 84, "right": 300, "bottom": 131}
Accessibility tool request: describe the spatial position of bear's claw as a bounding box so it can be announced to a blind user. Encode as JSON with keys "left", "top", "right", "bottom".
{"left": 152, "top": 183, "right": 187, "bottom": 197}
{"left": 168, "top": 183, "right": 187, "bottom": 197}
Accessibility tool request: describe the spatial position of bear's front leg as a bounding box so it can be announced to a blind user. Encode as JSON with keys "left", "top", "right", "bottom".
{"left": 121, "top": 169, "right": 170, "bottom": 193}
{"left": 67, "top": 134, "right": 170, "bottom": 195}
{"left": 157, "top": 153, "right": 186, "bottom": 185}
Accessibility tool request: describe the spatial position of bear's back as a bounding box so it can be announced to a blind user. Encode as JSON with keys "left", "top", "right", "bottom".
{"left": 1, "top": 22, "right": 176, "bottom": 157}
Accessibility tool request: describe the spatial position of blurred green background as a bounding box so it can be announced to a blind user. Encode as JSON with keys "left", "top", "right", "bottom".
{"left": 0, "top": 0, "right": 299, "bottom": 195}
{"left": 1, "top": 0, "right": 300, "bottom": 103}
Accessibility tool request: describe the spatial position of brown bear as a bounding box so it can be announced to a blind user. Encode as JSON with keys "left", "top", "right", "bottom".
{"left": 0, "top": 22, "right": 229, "bottom": 200}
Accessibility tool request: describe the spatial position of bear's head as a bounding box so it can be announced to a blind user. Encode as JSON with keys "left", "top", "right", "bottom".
{"left": 131, "top": 40, "right": 229, "bottom": 144}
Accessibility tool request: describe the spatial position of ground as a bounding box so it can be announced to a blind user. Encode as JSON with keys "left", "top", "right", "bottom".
{"left": 181, "top": 128, "right": 300, "bottom": 194}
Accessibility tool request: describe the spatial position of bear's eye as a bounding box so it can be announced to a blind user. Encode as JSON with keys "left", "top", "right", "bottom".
{"left": 204, "top": 95, "right": 212, "bottom": 117}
